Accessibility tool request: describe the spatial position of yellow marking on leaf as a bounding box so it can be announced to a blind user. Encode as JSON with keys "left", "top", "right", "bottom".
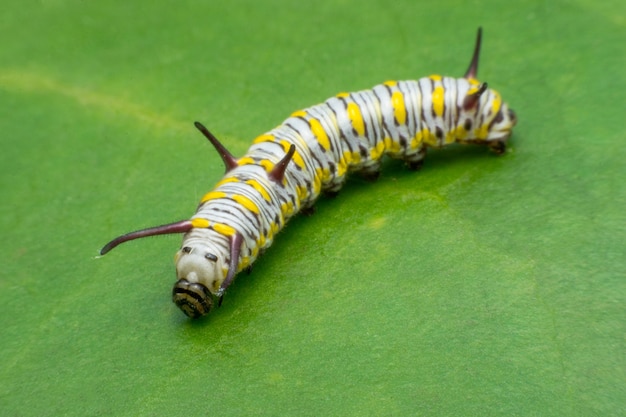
{"left": 200, "top": 190, "right": 227, "bottom": 204}
{"left": 391, "top": 91, "right": 407, "bottom": 125}
{"left": 191, "top": 218, "right": 210, "bottom": 228}
{"left": 347, "top": 102, "right": 366, "bottom": 136}
{"left": 245, "top": 179, "right": 271, "bottom": 201}
{"left": 310, "top": 118, "right": 331, "bottom": 151}
{"left": 232, "top": 194, "right": 260, "bottom": 214}
{"left": 213, "top": 223, "right": 236, "bottom": 237}
{"left": 432, "top": 85, "right": 445, "bottom": 117}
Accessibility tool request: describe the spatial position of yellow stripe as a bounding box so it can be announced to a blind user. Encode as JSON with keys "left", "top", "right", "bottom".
{"left": 310, "top": 118, "right": 331, "bottom": 151}
{"left": 347, "top": 102, "right": 366, "bottom": 136}
{"left": 212, "top": 223, "right": 236, "bottom": 236}
{"left": 474, "top": 124, "right": 489, "bottom": 140}
{"left": 252, "top": 134, "right": 275, "bottom": 144}
{"left": 370, "top": 140, "right": 385, "bottom": 160}
{"left": 238, "top": 156, "right": 255, "bottom": 166}
{"left": 429, "top": 74, "right": 442, "bottom": 81}
{"left": 290, "top": 110, "right": 307, "bottom": 118}
{"left": 245, "top": 179, "right": 271, "bottom": 201}
{"left": 200, "top": 190, "right": 227, "bottom": 204}
{"left": 384, "top": 137, "right": 401, "bottom": 153}
{"left": 491, "top": 90, "right": 502, "bottom": 115}
{"left": 410, "top": 130, "right": 422, "bottom": 149}
{"left": 336, "top": 92, "right": 349, "bottom": 98}
{"left": 215, "top": 176, "right": 240, "bottom": 188}
{"left": 191, "top": 218, "right": 210, "bottom": 228}
{"left": 296, "top": 185, "right": 308, "bottom": 201}
{"left": 422, "top": 128, "right": 438, "bottom": 147}
{"left": 256, "top": 159, "right": 272, "bottom": 172}
{"left": 432, "top": 85, "right": 445, "bottom": 117}
{"left": 232, "top": 194, "right": 260, "bottom": 214}
{"left": 391, "top": 91, "right": 406, "bottom": 125}
{"left": 383, "top": 80, "right": 397, "bottom": 87}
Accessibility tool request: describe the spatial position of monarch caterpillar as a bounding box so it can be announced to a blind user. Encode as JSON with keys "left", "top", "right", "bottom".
{"left": 101, "top": 28, "right": 517, "bottom": 318}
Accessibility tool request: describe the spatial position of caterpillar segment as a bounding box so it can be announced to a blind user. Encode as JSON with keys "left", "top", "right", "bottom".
{"left": 100, "top": 27, "right": 517, "bottom": 318}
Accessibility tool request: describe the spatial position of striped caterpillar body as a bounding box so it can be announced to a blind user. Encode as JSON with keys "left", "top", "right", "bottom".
{"left": 101, "top": 28, "right": 517, "bottom": 318}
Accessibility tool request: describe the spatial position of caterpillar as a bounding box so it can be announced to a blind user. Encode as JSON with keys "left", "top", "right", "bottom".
{"left": 101, "top": 28, "right": 517, "bottom": 318}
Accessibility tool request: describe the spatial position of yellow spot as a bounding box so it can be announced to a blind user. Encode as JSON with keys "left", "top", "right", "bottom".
{"left": 270, "top": 222, "right": 281, "bottom": 238}
{"left": 281, "top": 201, "right": 294, "bottom": 217}
{"left": 342, "top": 150, "right": 354, "bottom": 165}
{"left": 252, "top": 134, "right": 275, "bottom": 144}
{"left": 391, "top": 91, "right": 406, "bottom": 125}
{"left": 410, "top": 130, "right": 423, "bottom": 149}
{"left": 290, "top": 110, "right": 307, "bottom": 118}
{"left": 422, "top": 128, "right": 438, "bottom": 147}
{"left": 370, "top": 140, "right": 386, "bottom": 160}
{"left": 215, "top": 176, "right": 240, "bottom": 188}
{"left": 383, "top": 80, "right": 397, "bottom": 87}
{"left": 191, "top": 218, "right": 210, "bottom": 228}
{"left": 257, "top": 234, "right": 266, "bottom": 247}
{"left": 384, "top": 137, "right": 401, "bottom": 153}
{"left": 474, "top": 124, "right": 489, "bottom": 140}
{"left": 429, "top": 74, "right": 442, "bottom": 81}
{"left": 259, "top": 159, "right": 273, "bottom": 172}
{"left": 313, "top": 173, "right": 321, "bottom": 194}
{"left": 351, "top": 150, "right": 361, "bottom": 164}
{"left": 445, "top": 130, "right": 456, "bottom": 144}
{"left": 337, "top": 157, "right": 347, "bottom": 177}
{"left": 238, "top": 156, "right": 255, "bottom": 166}
{"left": 491, "top": 91, "right": 502, "bottom": 114}
{"left": 432, "top": 85, "right": 445, "bottom": 117}
{"left": 200, "top": 190, "right": 227, "bottom": 204}
{"left": 296, "top": 184, "right": 308, "bottom": 201}
{"left": 245, "top": 179, "right": 271, "bottom": 201}
{"left": 336, "top": 92, "right": 349, "bottom": 98}
{"left": 213, "top": 223, "right": 236, "bottom": 237}
{"left": 251, "top": 246, "right": 259, "bottom": 258}
{"left": 347, "top": 102, "right": 366, "bottom": 136}
{"left": 240, "top": 256, "right": 250, "bottom": 269}
{"left": 232, "top": 194, "right": 260, "bottom": 214}
{"left": 292, "top": 149, "right": 305, "bottom": 169}
{"left": 468, "top": 78, "right": 480, "bottom": 86}
{"left": 454, "top": 125, "right": 467, "bottom": 140}
{"left": 310, "top": 119, "right": 331, "bottom": 151}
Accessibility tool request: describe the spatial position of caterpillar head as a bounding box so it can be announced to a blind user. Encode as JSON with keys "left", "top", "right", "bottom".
{"left": 100, "top": 221, "right": 242, "bottom": 319}
{"left": 459, "top": 27, "right": 517, "bottom": 152}
{"left": 172, "top": 230, "right": 242, "bottom": 318}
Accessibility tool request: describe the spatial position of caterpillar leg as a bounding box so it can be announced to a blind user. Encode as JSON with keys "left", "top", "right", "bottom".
{"left": 489, "top": 140, "right": 506, "bottom": 155}
{"left": 300, "top": 205, "right": 317, "bottom": 216}
{"left": 360, "top": 160, "right": 381, "bottom": 182}
{"left": 405, "top": 148, "right": 427, "bottom": 171}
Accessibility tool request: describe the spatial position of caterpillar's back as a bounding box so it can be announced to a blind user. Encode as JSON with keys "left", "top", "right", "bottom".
{"left": 101, "top": 28, "right": 517, "bottom": 319}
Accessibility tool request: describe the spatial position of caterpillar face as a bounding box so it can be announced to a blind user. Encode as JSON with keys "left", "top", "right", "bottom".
{"left": 172, "top": 232, "right": 229, "bottom": 318}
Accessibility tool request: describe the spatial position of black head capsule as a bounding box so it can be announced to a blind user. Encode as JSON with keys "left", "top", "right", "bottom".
{"left": 172, "top": 279, "right": 215, "bottom": 318}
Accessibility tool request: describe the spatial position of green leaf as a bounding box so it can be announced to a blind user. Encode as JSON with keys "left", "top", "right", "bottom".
{"left": 1, "top": 0, "right": 624, "bottom": 415}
